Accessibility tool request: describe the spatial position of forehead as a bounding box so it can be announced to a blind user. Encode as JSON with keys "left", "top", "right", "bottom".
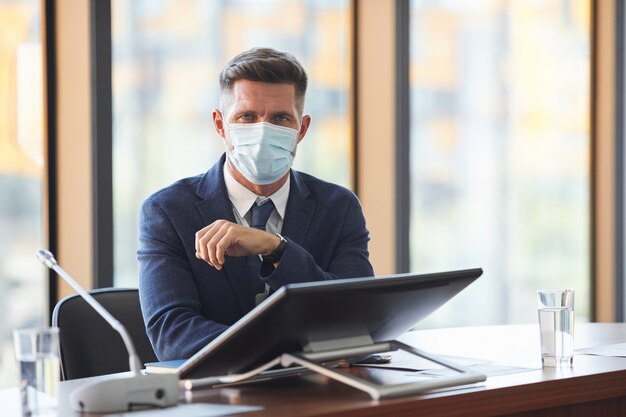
{"left": 228, "top": 80, "right": 297, "bottom": 113}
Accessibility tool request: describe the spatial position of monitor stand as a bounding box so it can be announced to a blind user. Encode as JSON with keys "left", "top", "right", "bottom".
{"left": 181, "top": 337, "right": 486, "bottom": 399}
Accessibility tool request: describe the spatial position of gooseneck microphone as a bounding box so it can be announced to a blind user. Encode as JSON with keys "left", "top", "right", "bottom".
{"left": 38, "top": 249, "right": 179, "bottom": 413}
{"left": 38, "top": 249, "right": 144, "bottom": 374}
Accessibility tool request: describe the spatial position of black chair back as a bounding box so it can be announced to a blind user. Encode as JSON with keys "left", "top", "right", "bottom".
{"left": 52, "top": 288, "right": 158, "bottom": 380}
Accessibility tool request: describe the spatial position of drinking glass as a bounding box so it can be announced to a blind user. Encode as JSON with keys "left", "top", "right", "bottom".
{"left": 13, "top": 327, "right": 60, "bottom": 416}
{"left": 537, "top": 289, "right": 575, "bottom": 367}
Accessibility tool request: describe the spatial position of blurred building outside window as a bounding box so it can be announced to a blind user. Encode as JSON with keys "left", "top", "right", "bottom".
{"left": 410, "top": 0, "right": 591, "bottom": 327}
{"left": 0, "top": 0, "right": 46, "bottom": 388}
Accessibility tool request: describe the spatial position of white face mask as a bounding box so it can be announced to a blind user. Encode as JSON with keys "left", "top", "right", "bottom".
{"left": 226, "top": 122, "right": 299, "bottom": 185}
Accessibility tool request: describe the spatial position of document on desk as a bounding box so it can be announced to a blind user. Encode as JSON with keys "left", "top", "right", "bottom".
{"left": 2, "top": 387, "right": 59, "bottom": 417}
{"left": 351, "top": 350, "right": 491, "bottom": 372}
{"left": 577, "top": 342, "right": 626, "bottom": 357}
{"left": 357, "top": 350, "right": 535, "bottom": 378}
{"left": 413, "top": 364, "right": 537, "bottom": 379}
{"left": 108, "top": 403, "right": 262, "bottom": 417}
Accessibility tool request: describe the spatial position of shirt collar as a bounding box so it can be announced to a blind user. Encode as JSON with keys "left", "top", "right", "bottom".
{"left": 223, "top": 164, "right": 290, "bottom": 220}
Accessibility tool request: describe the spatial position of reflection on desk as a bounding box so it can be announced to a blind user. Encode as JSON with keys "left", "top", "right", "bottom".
{"left": 8, "top": 323, "right": 626, "bottom": 417}
{"left": 106, "top": 403, "right": 262, "bottom": 417}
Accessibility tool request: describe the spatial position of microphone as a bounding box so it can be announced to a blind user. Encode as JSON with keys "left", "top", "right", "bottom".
{"left": 37, "top": 249, "right": 179, "bottom": 413}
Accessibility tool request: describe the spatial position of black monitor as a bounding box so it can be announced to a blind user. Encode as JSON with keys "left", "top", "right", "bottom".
{"left": 179, "top": 268, "right": 482, "bottom": 380}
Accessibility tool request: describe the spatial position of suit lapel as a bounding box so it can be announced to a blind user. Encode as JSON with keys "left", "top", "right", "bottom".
{"left": 282, "top": 170, "right": 315, "bottom": 245}
{"left": 193, "top": 154, "right": 252, "bottom": 315}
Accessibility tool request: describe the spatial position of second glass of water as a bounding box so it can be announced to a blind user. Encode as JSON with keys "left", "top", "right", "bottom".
{"left": 13, "top": 327, "right": 60, "bottom": 416}
{"left": 537, "top": 289, "right": 574, "bottom": 367}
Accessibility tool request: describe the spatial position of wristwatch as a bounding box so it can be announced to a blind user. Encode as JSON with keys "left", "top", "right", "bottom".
{"left": 262, "top": 233, "right": 288, "bottom": 265}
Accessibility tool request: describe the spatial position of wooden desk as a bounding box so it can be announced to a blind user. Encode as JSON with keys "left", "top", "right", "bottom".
{"left": 56, "top": 323, "right": 626, "bottom": 416}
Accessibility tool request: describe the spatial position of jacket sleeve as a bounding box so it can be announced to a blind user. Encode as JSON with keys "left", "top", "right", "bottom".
{"left": 262, "top": 193, "right": 374, "bottom": 289}
{"left": 138, "top": 198, "right": 228, "bottom": 361}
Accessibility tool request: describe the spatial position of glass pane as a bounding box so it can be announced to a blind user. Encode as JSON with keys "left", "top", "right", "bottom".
{"left": 409, "top": 0, "right": 591, "bottom": 326}
{"left": 0, "top": 0, "right": 45, "bottom": 388}
{"left": 112, "top": 0, "right": 352, "bottom": 286}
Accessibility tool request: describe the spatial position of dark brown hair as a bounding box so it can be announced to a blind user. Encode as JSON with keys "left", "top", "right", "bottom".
{"left": 218, "top": 47, "right": 308, "bottom": 114}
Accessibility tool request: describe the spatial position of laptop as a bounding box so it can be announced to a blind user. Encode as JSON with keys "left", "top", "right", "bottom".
{"left": 168, "top": 268, "right": 483, "bottom": 380}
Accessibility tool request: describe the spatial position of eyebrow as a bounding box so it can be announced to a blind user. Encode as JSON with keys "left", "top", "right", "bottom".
{"left": 232, "top": 110, "right": 257, "bottom": 118}
{"left": 270, "top": 111, "right": 295, "bottom": 119}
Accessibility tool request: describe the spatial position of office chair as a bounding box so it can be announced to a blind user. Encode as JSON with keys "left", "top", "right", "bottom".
{"left": 52, "top": 287, "right": 158, "bottom": 380}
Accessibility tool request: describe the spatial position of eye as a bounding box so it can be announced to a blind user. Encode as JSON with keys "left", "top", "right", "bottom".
{"left": 272, "top": 114, "right": 290, "bottom": 123}
{"left": 237, "top": 113, "right": 256, "bottom": 122}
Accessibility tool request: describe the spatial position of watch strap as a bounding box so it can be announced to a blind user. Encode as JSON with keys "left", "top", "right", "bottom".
{"left": 263, "top": 233, "right": 288, "bottom": 264}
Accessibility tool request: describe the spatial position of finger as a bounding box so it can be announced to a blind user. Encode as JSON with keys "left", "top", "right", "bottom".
{"left": 195, "top": 222, "right": 221, "bottom": 266}
{"left": 194, "top": 234, "right": 203, "bottom": 263}
{"left": 207, "top": 223, "right": 234, "bottom": 269}
{"left": 195, "top": 228, "right": 211, "bottom": 265}
{"left": 215, "top": 227, "right": 239, "bottom": 267}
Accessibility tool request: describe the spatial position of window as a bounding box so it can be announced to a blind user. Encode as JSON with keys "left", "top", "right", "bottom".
{"left": 112, "top": 0, "right": 352, "bottom": 286}
{"left": 409, "top": 0, "right": 591, "bottom": 326}
{"left": 0, "top": 0, "right": 45, "bottom": 388}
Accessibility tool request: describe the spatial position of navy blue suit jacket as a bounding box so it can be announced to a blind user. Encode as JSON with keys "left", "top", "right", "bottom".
{"left": 138, "top": 155, "right": 374, "bottom": 360}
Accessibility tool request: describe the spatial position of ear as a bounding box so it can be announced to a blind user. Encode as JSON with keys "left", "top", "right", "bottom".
{"left": 296, "top": 115, "right": 311, "bottom": 144}
{"left": 212, "top": 109, "right": 226, "bottom": 139}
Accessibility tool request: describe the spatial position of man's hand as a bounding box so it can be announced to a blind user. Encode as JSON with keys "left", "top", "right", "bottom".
{"left": 195, "top": 220, "right": 281, "bottom": 270}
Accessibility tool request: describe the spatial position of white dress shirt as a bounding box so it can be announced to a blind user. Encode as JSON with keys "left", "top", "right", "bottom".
{"left": 223, "top": 163, "right": 290, "bottom": 235}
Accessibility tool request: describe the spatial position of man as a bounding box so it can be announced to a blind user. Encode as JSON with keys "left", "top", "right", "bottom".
{"left": 138, "top": 47, "right": 374, "bottom": 361}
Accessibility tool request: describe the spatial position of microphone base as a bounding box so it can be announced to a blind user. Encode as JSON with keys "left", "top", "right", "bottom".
{"left": 70, "top": 372, "right": 179, "bottom": 413}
